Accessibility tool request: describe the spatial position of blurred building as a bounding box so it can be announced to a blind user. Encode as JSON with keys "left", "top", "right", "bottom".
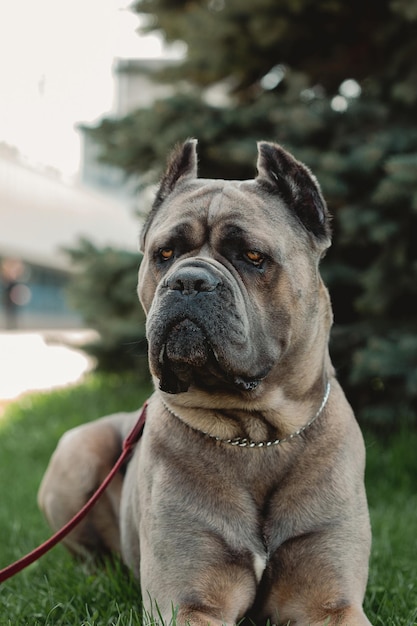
{"left": 115, "top": 58, "right": 179, "bottom": 115}
{"left": 0, "top": 148, "right": 140, "bottom": 330}
{"left": 1, "top": 57, "right": 182, "bottom": 330}
{"left": 79, "top": 58, "right": 179, "bottom": 197}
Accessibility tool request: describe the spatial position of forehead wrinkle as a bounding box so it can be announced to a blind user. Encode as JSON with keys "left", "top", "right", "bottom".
{"left": 206, "top": 183, "right": 250, "bottom": 227}
{"left": 207, "top": 183, "right": 266, "bottom": 233}
{"left": 160, "top": 181, "right": 227, "bottom": 226}
{"left": 207, "top": 190, "right": 225, "bottom": 224}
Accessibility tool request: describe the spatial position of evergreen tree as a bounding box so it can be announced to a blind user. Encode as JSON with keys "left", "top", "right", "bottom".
{"left": 80, "top": 0, "right": 417, "bottom": 430}
{"left": 66, "top": 239, "right": 148, "bottom": 374}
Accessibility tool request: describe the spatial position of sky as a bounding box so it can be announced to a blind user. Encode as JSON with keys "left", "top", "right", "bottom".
{"left": 0, "top": 0, "right": 183, "bottom": 177}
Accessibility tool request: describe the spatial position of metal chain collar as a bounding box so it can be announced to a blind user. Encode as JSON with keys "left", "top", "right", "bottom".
{"left": 162, "top": 380, "right": 331, "bottom": 448}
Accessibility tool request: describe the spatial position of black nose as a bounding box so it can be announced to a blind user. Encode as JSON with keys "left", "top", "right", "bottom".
{"left": 167, "top": 266, "right": 220, "bottom": 295}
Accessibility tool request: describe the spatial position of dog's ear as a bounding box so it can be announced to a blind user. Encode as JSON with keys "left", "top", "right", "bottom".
{"left": 140, "top": 139, "right": 198, "bottom": 251}
{"left": 256, "top": 141, "right": 331, "bottom": 242}
{"left": 154, "top": 138, "right": 198, "bottom": 207}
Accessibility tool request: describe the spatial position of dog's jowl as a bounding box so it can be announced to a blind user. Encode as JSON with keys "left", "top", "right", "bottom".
{"left": 38, "top": 140, "right": 372, "bottom": 626}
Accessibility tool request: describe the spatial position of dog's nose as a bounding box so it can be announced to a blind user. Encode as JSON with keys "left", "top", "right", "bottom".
{"left": 167, "top": 266, "right": 220, "bottom": 295}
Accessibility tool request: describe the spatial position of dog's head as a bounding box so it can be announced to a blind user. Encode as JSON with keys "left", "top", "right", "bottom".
{"left": 138, "top": 140, "right": 332, "bottom": 396}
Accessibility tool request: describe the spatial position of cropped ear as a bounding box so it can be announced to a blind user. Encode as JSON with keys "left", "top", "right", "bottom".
{"left": 140, "top": 139, "right": 198, "bottom": 251}
{"left": 154, "top": 138, "right": 198, "bottom": 207}
{"left": 256, "top": 142, "right": 331, "bottom": 242}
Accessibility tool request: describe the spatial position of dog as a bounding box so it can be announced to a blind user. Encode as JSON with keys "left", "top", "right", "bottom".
{"left": 38, "top": 140, "right": 372, "bottom": 625}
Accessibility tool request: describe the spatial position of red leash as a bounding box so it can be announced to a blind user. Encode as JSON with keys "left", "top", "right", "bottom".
{"left": 0, "top": 402, "right": 148, "bottom": 584}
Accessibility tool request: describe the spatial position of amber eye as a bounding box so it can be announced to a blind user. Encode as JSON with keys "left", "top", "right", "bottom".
{"left": 245, "top": 250, "right": 264, "bottom": 266}
{"left": 159, "top": 247, "right": 174, "bottom": 261}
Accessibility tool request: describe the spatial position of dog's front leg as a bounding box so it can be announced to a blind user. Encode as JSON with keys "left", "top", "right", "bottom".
{"left": 140, "top": 559, "right": 257, "bottom": 626}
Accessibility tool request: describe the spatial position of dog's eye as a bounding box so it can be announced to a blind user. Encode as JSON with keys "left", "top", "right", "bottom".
{"left": 159, "top": 247, "right": 174, "bottom": 261}
{"left": 245, "top": 250, "right": 264, "bottom": 266}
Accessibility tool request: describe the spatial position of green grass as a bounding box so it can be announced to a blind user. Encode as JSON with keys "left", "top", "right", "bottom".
{"left": 363, "top": 434, "right": 417, "bottom": 625}
{"left": 0, "top": 374, "right": 416, "bottom": 625}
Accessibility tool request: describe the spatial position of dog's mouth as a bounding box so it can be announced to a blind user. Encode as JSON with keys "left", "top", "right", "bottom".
{"left": 156, "top": 319, "right": 265, "bottom": 394}
{"left": 156, "top": 319, "right": 207, "bottom": 393}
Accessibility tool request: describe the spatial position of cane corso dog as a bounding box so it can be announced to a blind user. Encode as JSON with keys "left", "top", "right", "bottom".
{"left": 38, "top": 140, "right": 372, "bottom": 625}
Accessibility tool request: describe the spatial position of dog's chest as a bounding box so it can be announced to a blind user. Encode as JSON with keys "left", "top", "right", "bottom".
{"left": 142, "top": 423, "right": 298, "bottom": 538}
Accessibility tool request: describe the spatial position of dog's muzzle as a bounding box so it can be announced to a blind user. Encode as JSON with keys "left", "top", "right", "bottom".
{"left": 147, "top": 260, "right": 268, "bottom": 394}
{"left": 155, "top": 263, "right": 221, "bottom": 393}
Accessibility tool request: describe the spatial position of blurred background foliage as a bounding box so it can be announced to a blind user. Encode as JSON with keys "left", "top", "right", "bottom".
{"left": 66, "top": 239, "right": 147, "bottom": 373}
{"left": 72, "top": 0, "right": 417, "bottom": 433}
